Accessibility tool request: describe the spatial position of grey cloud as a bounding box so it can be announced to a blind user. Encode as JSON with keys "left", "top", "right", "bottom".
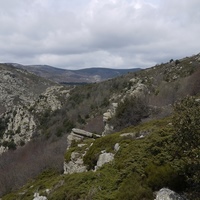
{"left": 0, "top": 0, "right": 199, "bottom": 69}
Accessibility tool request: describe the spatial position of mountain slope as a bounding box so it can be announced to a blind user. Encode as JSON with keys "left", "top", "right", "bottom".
{"left": 0, "top": 64, "right": 71, "bottom": 153}
{"left": 1, "top": 53, "right": 200, "bottom": 199}
{"left": 10, "top": 63, "right": 140, "bottom": 83}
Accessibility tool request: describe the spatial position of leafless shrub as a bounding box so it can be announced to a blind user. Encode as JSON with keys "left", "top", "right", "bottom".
{"left": 84, "top": 115, "right": 104, "bottom": 134}
{"left": 186, "top": 69, "right": 200, "bottom": 95}
{"left": 0, "top": 135, "right": 68, "bottom": 197}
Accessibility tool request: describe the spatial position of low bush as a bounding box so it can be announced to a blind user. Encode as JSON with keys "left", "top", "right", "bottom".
{"left": 111, "top": 96, "right": 149, "bottom": 131}
{"left": 117, "top": 173, "right": 153, "bottom": 200}
{"left": 145, "top": 163, "right": 186, "bottom": 191}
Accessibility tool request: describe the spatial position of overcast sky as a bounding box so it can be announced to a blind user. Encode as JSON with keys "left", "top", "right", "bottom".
{"left": 0, "top": 0, "right": 199, "bottom": 69}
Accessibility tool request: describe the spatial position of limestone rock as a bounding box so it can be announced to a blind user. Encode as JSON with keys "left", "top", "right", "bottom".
{"left": 5, "top": 106, "right": 36, "bottom": 144}
{"left": 34, "top": 86, "right": 70, "bottom": 113}
{"left": 33, "top": 193, "right": 47, "bottom": 200}
{"left": 120, "top": 132, "right": 136, "bottom": 138}
{"left": 95, "top": 152, "right": 114, "bottom": 170}
{"left": 64, "top": 152, "right": 87, "bottom": 174}
{"left": 114, "top": 143, "right": 120, "bottom": 152}
{"left": 102, "top": 103, "right": 118, "bottom": 135}
{"left": 72, "top": 128, "right": 101, "bottom": 138}
{"left": 0, "top": 65, "right": 71, "bottom": 153}
{"left": 72, "top": 128, "right": 93, "bottom": 138}
{"left": 125, "top": 81, "right": 148, "bottom": 98}
{"left": 155, "top": 188, "right": 186, "bottom": 200}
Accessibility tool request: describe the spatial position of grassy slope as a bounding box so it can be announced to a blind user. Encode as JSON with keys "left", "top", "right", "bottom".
{"left": 3, "top": 117, "right": 188, "bottom": 200}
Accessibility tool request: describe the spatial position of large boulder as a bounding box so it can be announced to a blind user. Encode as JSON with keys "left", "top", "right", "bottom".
{"left": 95, "top": 151, "right": 114, "bottom": 170}
{"left": 33, "top": 193, "right": 47, "bottom": 200}
{"left": 155, "top": 188, "right": 186, "bottom": 200}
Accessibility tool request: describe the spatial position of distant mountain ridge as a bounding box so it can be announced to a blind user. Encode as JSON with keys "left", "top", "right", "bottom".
{"left": 8, "top": 63, "right": 141, "bottom": 83}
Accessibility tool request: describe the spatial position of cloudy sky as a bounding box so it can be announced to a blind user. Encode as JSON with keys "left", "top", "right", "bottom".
{"left": 0, "top": 0, "right": 199, "bottom": 69}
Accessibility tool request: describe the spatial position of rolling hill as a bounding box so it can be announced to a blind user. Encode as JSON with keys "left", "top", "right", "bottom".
{"left": 9, "top": 63, "right": 141, "bottom": 83}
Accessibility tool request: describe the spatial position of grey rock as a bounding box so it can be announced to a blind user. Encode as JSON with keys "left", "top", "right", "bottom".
{"left": 72, "top": 128, "right": 101, "bottom": 139}
{"left": 155, "top": 188, "right": 186, "bottom": 200}
{"left": 114, "top": 143, "right": 120, "bottom": 152}
{"left": 33, "top": 193, "right": 47, "bottom": 200}
{"left": 78, "top": 143, "right": 87, "bottom": 148}
{"left": 64, "top": 152, "right": 87, "bottom": 174}
{"left": 102, "top": 103, "right": 118, "bottom": 135}
{"left": 120, "top": 132, "right": 136, "bottom": 138}
{"left": 95, "top": 152, "right": 114, "bottom": 170}
{"left": 72, "top": 128, "right": 93, "bottom": 138}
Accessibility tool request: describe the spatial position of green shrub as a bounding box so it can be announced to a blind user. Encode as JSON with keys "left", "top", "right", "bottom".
{"left": 83, "top": 134, "right": 120, "bottom": 170}
{"left": 117, "top": 173, "right": 153, "bottom": 200}
{"left": 172, "top": 96, "right": 200, "bottom": 189}
{"left": 145, "top": 163, "right": 186, "bottom": 191}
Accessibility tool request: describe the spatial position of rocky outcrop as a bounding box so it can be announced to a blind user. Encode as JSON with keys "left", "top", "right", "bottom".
{"left": 0, "top": 65, "right": 53, "bottom": 110}
{"left": 102, "top": 103, "right": 118, "bottom": 135}
{"left": 155, "top": 188, "right": 187, "bottom": 200}
{"left": 64, "top": 151, "right": 87, "bottom": 174}
{"left": 33, "top": 86, "right": 70, "bottom": 112}
{"left": 72, "top": 128, "right": 96, "bottom": 138}
{"left": 67, "top": 128, "right": 101, "bottom": 148}
{"left": 0, "top": 65, "right": 71, "bottom": 153}
{"left": 3, "top": 106, "right": 36, "bottom": 144}
{"left": 64, "top": 128, "right": 100, "bottom": 174}
{"left": 125, "top": 78, "right": 149, "bottom": 99}
{"left": 64, "top": 130, "right": 120, "bottom": 174}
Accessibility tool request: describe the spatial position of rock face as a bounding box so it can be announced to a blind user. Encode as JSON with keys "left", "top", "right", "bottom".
{"left": 34, "top": 86, "right": 70, "bottom": 112}
{"left": 127, "top": 78, "right": 148, "bottom": 98}
{"left": 155, "top": 188, "right": 186, "bottom": 200}
{"left": 2, "top": 106, "right": 36, "bottom": 145}
{"left": 0, "top": 64, "right": 71, "bottom": 153}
